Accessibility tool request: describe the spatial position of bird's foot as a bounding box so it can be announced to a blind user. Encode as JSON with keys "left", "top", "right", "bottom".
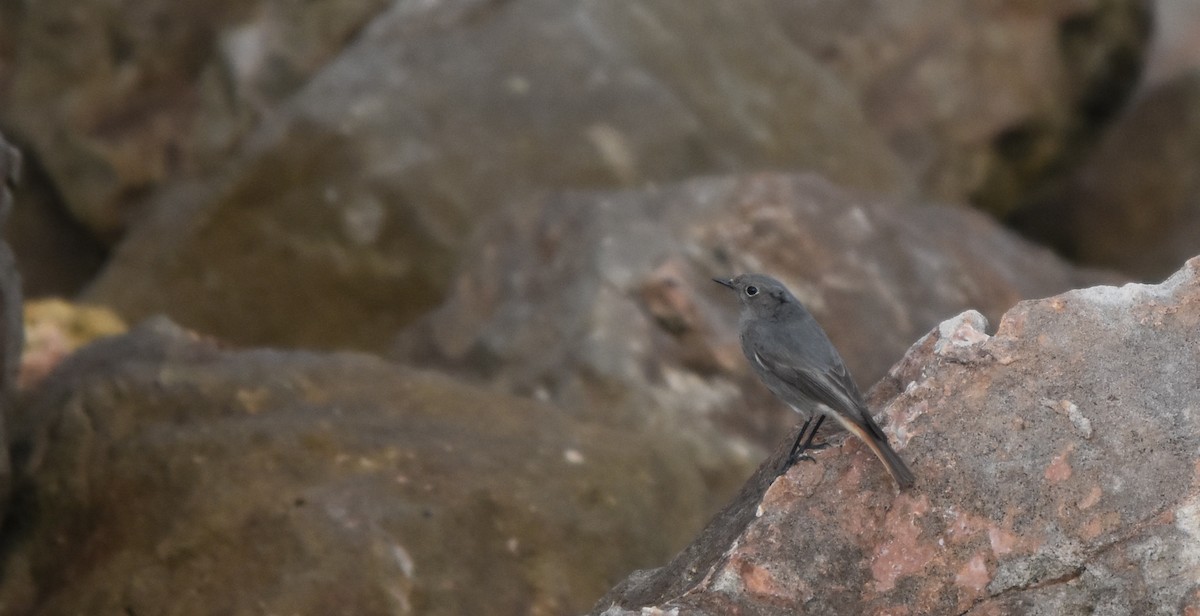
{"left": 785, "top": 451, "right": 818, "bottom": 467}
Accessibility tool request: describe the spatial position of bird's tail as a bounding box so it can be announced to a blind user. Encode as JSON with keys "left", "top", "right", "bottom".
{"left": 835, "top": 416, "right": 916, "bottom": 490}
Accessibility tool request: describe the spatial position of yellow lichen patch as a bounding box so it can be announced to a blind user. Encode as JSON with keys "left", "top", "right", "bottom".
{"left": 20, "top": 299, "right": 127, "bottom": 390}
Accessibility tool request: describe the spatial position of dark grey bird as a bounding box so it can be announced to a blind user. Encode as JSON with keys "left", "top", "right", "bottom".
{"left": 715, "top": 273, "right": 915, "bottom": 489}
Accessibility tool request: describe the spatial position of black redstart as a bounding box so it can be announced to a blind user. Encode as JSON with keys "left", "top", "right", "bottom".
{"left": 715, "top": 273, "right": 915, "bottom": 489}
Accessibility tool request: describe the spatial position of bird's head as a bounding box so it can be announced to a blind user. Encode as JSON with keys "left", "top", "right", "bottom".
{"left": 713, "top": 273, "right": 796, "bottom": 318}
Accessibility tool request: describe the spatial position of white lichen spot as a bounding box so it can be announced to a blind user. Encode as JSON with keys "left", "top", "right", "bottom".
{"left": 1063, "top": 401, "right": 1093, "bottom": 440}
{"left": 934, "top": 310, "right": 990, "bottom": 356}
{"left": 1176, "top": 493, "right": 1200, "bottom": 568}
{"left": 392, "top": 544, "right": 415, "bottom": 578}
{"left": 563, "top": 448, "right": 586, "bottom": 465}
{"left": 341, "top": 197, "right": 386, "bottom": 246}
{"left": 710, "top": 566, "right": 743, "bottom": 594}
{"left": 505, "top": 75, "right": 530, "bottom": 95}
{"left": 586, "top": 124, "right": 637, "bottom": 184}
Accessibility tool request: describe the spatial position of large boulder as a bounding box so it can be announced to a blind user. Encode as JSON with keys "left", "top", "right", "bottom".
{"left": 1141, "top": 0, "right": 1200, "bottom": 91}
{"left": 0, "top": 133, "right": 24, "bottom": 520}
{"left": 766, "top": 0, "right": 1152, "bottom": 215}
{"left": 0, "top": 0, "right": 394, "bottom": 238}
{"left": 592, "top": 257, "right": 1200, "bottom": 614}
{"left": 395, "top": 173, "right": 1115, "bottom": 446}
{"left": 2, "top": 319, "right": 753, "bottom": 615}
{"left": 0, "top": 158, "right": 107, "bottom": 298}
{"left": 1029, "top": 70, "right": 1200, "bottom": 280}
{"left": 81, "top": 0, "right": 910, "bottom": 353}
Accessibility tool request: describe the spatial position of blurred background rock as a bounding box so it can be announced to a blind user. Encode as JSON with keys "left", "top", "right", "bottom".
{"left": 1, "top": 0, "right": 1199, "bottom": 613}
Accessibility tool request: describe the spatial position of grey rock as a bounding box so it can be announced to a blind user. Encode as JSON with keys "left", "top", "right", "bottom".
{"left": 395, "top": 173, "right": 1115, "bottom": 447}
{"left": 1141, "top": 0, "right": 1200, "bottom": 92}
{"left": 82, "top": 0, "right": 909, "bottom": 353}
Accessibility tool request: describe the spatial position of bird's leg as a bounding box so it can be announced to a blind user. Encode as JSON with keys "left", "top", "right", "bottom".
{"left": 785, "top": 416, "right": 818, "bottom": 466}
{"left": 799, "top": 415, "right": 831, "bottom": 451}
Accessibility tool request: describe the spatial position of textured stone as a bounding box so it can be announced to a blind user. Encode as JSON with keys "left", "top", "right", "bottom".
{"left": 0, "top": 132, "right": 23, "bottom": 524}
{"left": 3, "top": 319, "right": 753, "bottom": 615}
{"left": 1030, "top": 70, "right": 1200, "bottom": 280}
{"left": 767, "top": 0, "right": 1152, "bottom": 216}
{"left": 395, "top": 173, "right": 1114, "bottom": 447}
{"left": 0, "top": 0, "right": 394, "bottom": 237}
{"left": 82, "top": 0, "right": 911, "bottom": 353}
{"left": 1, "top": 157, "right": 107, "bottom": 298}
{"left": 1141, "top": 0, "right": 1200, "bottom": 91}
{"left": 591, "top": 257, "right": 1200, "bottom": 615}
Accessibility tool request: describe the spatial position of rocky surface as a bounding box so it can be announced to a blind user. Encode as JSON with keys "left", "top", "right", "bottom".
{"left": 0, "top": 0, "right": 394, "bottom": 238}
{"left": 1141, "top": 0, "right": 1200, "bottom": 92}
{"left": 23, "top": 0, "right": 1144, "bottom": 353}
{"left": 767, "top": 0, "right": 1151, "bottom": 217}
{"left": 0, "top": 134, "right": 23, "bottom": 524}
{"left": 80, "top": 0, "right": 913, "bottom": 353}
{"left": 1, "top": 159, "right": 107, "bottom": 299}
{"left": 1, "top": 319, "right": 753, "bottom": 615}
{"left": 396, "top": 173, "right": 1114, "bottom": 445}
{"left": 1058, "top": 69, "right": 1200, "bottom": 281}
{"left": 592, "top": 257, "right": 1200, "bottom": 615}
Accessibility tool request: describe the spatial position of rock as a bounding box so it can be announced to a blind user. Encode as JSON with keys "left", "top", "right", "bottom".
{"left": 83, "top": 0, "right": 910, "bottom": 353}
{"left": 3, "top": 319, "right": 753, "bottom": 615}
{"left": 1141, "top": 0, "right": 1200, "bottom": 92}
{"left": 395, "top": 173, "right": 1115, "bottom": 447}
{"left": 1027, "top": 70, "right": 1200, "bottom": 280}
{"left": 766, "top": 0, "right": 1152, "bottom": 216}
{"left": 1, "top": 155, "right": 108, "bottom": 298}
{"left": 0, "top": 133, "right": 23, "bottom": 523}
{"left": 0, "top": 0, "right": 394, "bottom": 238}
{"left": 591, "top": 257, "right": 1200, "bottom": 615}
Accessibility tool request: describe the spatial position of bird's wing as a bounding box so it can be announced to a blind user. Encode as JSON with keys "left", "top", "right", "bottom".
{"left": 750, "top": 334, "right": 889, "bottom": 443}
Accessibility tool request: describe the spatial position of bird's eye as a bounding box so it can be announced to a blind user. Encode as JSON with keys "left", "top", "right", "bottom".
{"left": 745, "top": 285, "right": 758, "bottom": 297}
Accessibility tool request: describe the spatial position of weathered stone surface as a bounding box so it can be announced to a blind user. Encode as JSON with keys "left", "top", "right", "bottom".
{"left": 2, "top": 319, "right": 752, "bottom": 615}
{"left": 0, "top": 133, "right": 23, "bottom": 522}
{"left": 0, "top": 0, "right": 394, "bottom": 238}
{"left": 82, "top": 0, "right": 910, "bottom": 353}
{"left": 1032, "top": 70, "right": 1200, "bottom": 280}
{"left": 592, "top": 257, "right": 1200, "bottom": 615}
{"left": 396, "top": 173, "right": 1115, "bottom": 446}
{"left": 1, "top": 156, "right": 108, "bottom": 298}
{"left": 767, "top": 0, "right": 1152, "bottom": 216}
{"left": 1142, "top": 0, "right": 1200, "bottom": 91}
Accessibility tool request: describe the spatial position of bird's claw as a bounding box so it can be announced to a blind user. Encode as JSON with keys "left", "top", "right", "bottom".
{"left": 786, "top": 452, "right": 818, "bottom": 466}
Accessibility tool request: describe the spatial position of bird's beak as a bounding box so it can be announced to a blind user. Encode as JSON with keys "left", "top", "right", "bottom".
{"left": 712, "top": 278, "right": 735, "bottom": 290}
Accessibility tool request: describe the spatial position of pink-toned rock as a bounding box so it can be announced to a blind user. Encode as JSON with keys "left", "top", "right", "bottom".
{"left": 592, "top": 257, "right": 1200, "bottom": 615}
